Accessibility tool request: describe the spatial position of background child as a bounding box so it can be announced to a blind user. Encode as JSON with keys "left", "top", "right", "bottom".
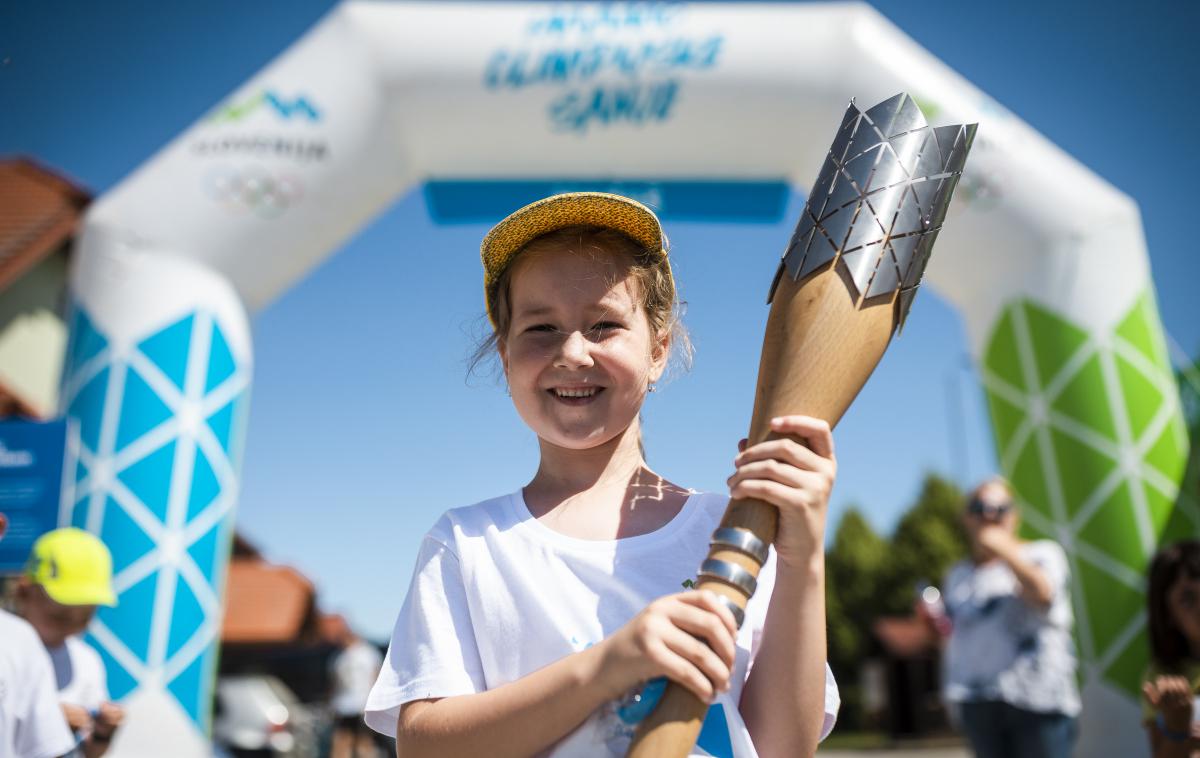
{"left": 14, "top": 527, "right": 125, "bottom": 758}
{"left": 0, "top": 512, "right": 76, "bottom": 758}
{"left": 1143, "top": 539, "right": 1200, "bottom": 757}
{"left": 364, "top": 192, "right": 839, "bottom": 757}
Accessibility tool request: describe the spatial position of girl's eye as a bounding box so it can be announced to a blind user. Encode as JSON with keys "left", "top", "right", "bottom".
{"left": 525, "top": 324, "right": 558, "bottom": 334}
{"left": 590, "top": 322, "right": 623, "bottom": 335}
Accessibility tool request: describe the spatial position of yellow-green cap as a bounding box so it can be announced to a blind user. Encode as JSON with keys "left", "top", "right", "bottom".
{"left": 479, "top": 192, "right": 671, "bottom": 326}
{"left": 26, "top": 528, "right": 117, "bottom": 607}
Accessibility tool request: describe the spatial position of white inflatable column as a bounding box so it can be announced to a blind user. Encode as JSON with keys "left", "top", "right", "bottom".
{"left": 61, "top": 242, "right": 251, "bottom": 756}
{"left": 62, "top": 4, "right": 410, "bottom": 752}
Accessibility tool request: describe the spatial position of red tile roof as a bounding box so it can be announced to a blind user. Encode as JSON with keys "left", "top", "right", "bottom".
{"left": 0, "top": 158, "right": 89, "bottom": 292}
{"left": 221, "top": 560, "right": 316, "bottom": 644}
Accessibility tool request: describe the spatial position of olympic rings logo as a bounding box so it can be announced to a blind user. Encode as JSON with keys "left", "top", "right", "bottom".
{"left": 204, "top": 165, "right": 304, "bottom": 219}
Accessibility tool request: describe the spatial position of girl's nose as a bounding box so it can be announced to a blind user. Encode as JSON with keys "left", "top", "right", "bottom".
{"left": 554, "top": 330, "right": 594, "bottom": 368}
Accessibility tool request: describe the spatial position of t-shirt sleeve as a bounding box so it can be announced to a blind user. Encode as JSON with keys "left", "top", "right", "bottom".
{"left": 81, "top": 639, "right": 111, "bottom": 706}
{"left": 1025, "top": 540, "right": 1073, "bottom": 624}
{"left": 1027, "top": 541, "right": 1069, "bottom": 595}
{"left": 364, "top": 534, "right": 487, "bottom": 737}
{"left": 741, "top": 548, "right": 841, "bottom": 742}
{"left": 18, "top": 640, "right": 76, "bottom": 758}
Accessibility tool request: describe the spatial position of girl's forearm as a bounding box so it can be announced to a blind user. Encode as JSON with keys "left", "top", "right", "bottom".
{"left": 395, "top": 643, "right": 621, "bottom": 758}
{"left": 739, "top": 555, "right": 828, "bottom": 758}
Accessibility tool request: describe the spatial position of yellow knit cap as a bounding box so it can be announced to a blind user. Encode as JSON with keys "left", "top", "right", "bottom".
{"left": 479, "top": 192, "right": 672, "bottom": 325}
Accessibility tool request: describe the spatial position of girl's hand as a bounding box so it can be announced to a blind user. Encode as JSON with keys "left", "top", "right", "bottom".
{"left": 597, "top": 590, "right": 738, "bottom": 703}
{"left": 1145, "top": 675, "right": 1195, "bottom": 730}
{"left": 727, "top": 415, "right": 836, "bottom": 568}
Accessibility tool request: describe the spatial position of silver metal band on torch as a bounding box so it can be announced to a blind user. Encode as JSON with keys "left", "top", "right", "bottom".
{"left": 710, "top": 527, "right": 769, "bottom": 565}
{"left": 698, "top": 558, "right": 758, "bottom": 597}
{"left": 710, "top": 593, "right": 746, "bottom": 629}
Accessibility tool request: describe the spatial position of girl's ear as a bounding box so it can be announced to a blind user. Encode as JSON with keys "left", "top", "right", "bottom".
{"left": 498, "top": 338, "right": 511, "bottom": 379}
{"left": 649, "top": 328, "right": 671, "bottom": 383}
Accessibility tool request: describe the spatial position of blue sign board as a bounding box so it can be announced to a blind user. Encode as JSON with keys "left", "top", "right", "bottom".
{"left": 0, "top": 419, "right": 68, "bottom": 572}
{"left": 424, "top": 179, "right": 792, "bottom": 224}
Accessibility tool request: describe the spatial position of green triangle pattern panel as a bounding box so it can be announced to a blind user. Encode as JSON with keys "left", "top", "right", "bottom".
{"left": 979, "top": 288, "right": 1188, "bottom": 702}
{"left": 1051, "top": 355, "right": 1118, "bottom": 442}
{"left": 983, "top": 308, "right": 1027, "bottom": 394}
{"left": 985, "top": 389, "right": 1025, "bottom": 456}
{"left": 1104, "top": 626, "right": 1150, "bottom": 699}
{"left": 1007, "top": 437, "right": 1051, "bottom": 522}
{"left": 1077, "top": 483, "right": 1143, "bottom": 571}
{"left": 1115, "top": 354, "right": 1164, "bottom": 442}
{"left": 1050, "top": 428, "right": 1117, "bottom": 520}
{"left": 1023, "top": 301, "right": 1090, "bottom": 390}
{"left": 1115, "top": 290, "right": 1170, "bottom": 368}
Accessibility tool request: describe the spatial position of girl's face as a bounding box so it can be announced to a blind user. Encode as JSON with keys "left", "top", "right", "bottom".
{"left": 1167, "top": 573, "right": 1200, "bottom": 650}
{"left": 499, "top": 246, "right": 667, "bottom": 452}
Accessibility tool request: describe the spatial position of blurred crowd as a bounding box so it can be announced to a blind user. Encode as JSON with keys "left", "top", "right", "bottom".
{"left": 0, "top": 513, "right": 385, "bottom": 758}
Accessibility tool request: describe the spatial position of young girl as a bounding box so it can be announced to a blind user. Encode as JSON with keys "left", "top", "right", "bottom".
{"left": 1144, "top": 539, "right": 1200, "bottom": 757}
{"left": 364, "top": 192, "right": 839, "bottom": 757}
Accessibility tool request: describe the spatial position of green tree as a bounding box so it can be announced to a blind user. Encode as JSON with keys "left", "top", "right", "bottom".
{"left": 822, "top": 473, "right": 970, "bottom": 729}
{"left": 879, "top": 473, "right": 969, "bottom": 615}
{"left": 825, "top": 506, "right": 887, "bottom": 728}
{"left": 827, "top": 507, "right": 887, "bottom": 667}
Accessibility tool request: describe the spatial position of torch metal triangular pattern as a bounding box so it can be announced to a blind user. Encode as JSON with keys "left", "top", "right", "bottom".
{"left": 769, "top": 93, "right": 977, "bottom": 331}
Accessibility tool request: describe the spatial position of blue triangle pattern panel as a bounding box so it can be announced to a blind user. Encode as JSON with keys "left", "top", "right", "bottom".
{"left": 98, "top": 496, "right": 157, "bottom": 575}
{"left": 169, "top": 645, "right": 215, "bottom": 732}
{"left": 186, "top": 447, "right": 221, "bottom": 523}
{"left": 137, "top": 314, "right": 194, "bottom": 392}
{"left": 85, "top": 631, "right": 139, "bottom": 702}
{"left": 98, "top": 569, "right": 158, "bottom": 664}
{"left": 187, "top": 518, "right": 226, "bottom": 584}
{"left": 116, "top": 440, "right": 176, "bottom": 523}
{"left": 69, "top": 307, "right": 108, "bottom": 368}
{"left": 69, "top": 366, "right": 109, "bottom": 453}
{"left": 114, "top": 368, "right": 173, "bottom": 451}
{"left": 206, "top": 321, "right": 237, "bottom": 394}
{"left": 206, "top": 395, "right": 239, "bottom": 454}
{"left": 70, "top": 496, "right": 89, "bottom": 530}
{"left": 166, "top": 576, "right": 206, "bottom": 660}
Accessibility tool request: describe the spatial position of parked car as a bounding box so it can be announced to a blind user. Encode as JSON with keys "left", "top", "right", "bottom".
{"left": 212, "top": 674, "right": 320, "bottom": 757}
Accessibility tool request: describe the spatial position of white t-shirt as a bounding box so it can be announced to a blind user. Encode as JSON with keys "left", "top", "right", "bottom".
{"left": 0, "top": 609, "right": 75, "bottom": 758}
{"left": 48, "top": 636, "right": 109, "bottom": 710}
{"left": 331, "top": 639, "right": 384, "bottom": 717}
{"left": 942, "top": 540, "right": 1081, "bottom": 716}
{"left": 365, "top": 491, "right": 839, "bottom": 757}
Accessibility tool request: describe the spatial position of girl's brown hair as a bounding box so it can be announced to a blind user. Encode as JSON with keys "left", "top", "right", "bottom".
{"left": 1147, "top": 539, "right": 1200, "bottom": 668}
{"left": 469, "top": 224, "right": 692, "bottom": 378}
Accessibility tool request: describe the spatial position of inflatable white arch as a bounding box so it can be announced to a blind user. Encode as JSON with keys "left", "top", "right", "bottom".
{"left": 61, "top": 2, "right": 1189, "bottom": 755}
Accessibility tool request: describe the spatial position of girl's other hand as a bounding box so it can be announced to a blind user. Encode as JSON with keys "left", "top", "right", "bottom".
{"left": 1144, "top": 674, "right": 1195, "bottom": 730}
{"left": 727, "top": 415, "right": 836, "bottom": 569}
{"left": 597, "top": 590, "right": 738, "bottom": 704}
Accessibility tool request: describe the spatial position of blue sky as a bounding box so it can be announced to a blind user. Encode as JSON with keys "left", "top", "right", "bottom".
{"left": 3, "top": 0, "right": 1197, "bottom": 640}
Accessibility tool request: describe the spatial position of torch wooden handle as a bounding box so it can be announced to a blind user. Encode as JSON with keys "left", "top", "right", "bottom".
{"left": 626, "top": 265, "right": 897, "bottom": 757}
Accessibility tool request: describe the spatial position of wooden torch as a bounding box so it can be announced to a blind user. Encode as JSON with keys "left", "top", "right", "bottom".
{"left": 626, "top": 93, "right": 976, "bottom": 757}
